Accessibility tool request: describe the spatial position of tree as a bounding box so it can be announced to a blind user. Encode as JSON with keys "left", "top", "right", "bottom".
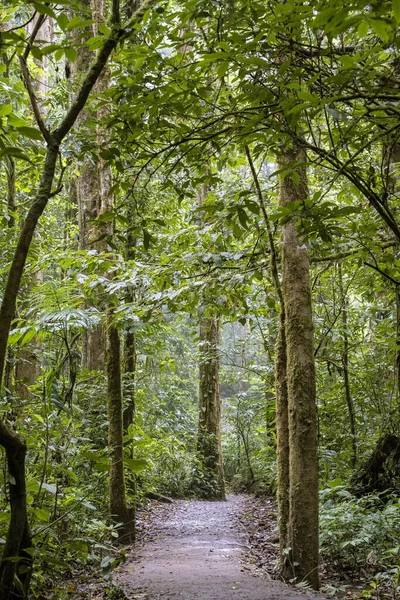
{"left": 195, "top": 184, "right": 226, "bottom": 500}
{"left": 278, "top": 145, "right": 319, "bottom": 589}
{"left": 0, "top": 1, "right": 157, "bottom": 596}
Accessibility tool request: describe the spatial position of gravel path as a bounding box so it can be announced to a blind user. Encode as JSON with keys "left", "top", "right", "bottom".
{"left": 116, "top": 496, "right": 327, "bottom": 600}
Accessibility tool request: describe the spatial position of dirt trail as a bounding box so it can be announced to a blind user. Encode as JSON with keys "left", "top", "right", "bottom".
{"left": 116, "top": 496, "right": 327, "bottom": 600}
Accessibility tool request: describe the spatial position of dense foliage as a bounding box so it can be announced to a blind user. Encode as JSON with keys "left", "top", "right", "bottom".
{"left": 1, "top": 0, "right": 400, "bottom": 597}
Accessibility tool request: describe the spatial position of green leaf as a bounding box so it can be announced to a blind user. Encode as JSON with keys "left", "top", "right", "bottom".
{"left": 328, "top": 478, "right": 343, "bottom": 488}
{"left": 236, "top": 207, "right": 249, "bottom": 229}
{"left": 26, "top": 479, "right": 40, "bottom": 493}
{"left": 87, "top": 36, "right": 105, "bottom": 51}
{"left": 57, "top": 13, "right": 69, "bottom": 30}
{"left": 18, "top": 126, "right": 42, "bottom": 140}
{"left": 64, "top": 46, "right": 77, "bottom": 62}
{"left": 34, "top": 508, "right": 50, "bottom": 521}
{"left": 357, "top": 20, "right": 369, "bottom": 38}
{"left": 394, "top": 0, "right": 400, "bottom": 23}
{"left": 370, "top": 19, "right": 389, "bottom": 41}
{"left": 7, "top": 114, "right": 28, "bottom": 127}
{"left": 0, "top": 104, "right": 12, "bottom": 116}
{"left": 30, "top": 45, "right": 43, "bottom": 60}
{"left": 31, "top": 2, "right": 56, "bottom": 17}
{"left": 66, "top": 16, "right": 94, "bottom": 30}
{"left": 143, "top": 229, "right": 153, "bottom": 250}
{"left": 123, "top": 457, "right": 149, "bottom": 473}
{"left": 99, "top": 23, "right": 111, "bottom": 36}
{"left": 0, "top": 146, "right": 31, "bottom": 162}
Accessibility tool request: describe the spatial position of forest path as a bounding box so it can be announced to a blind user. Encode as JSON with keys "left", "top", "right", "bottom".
{"left": 116, "top": 495, "right": 327, "bottom": 600}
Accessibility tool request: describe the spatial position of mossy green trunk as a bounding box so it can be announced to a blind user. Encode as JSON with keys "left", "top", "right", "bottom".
{"left": 245, "top": 145, "right": 290, "bottom": 553}
{"left": 107, "top": 315, "right": 134, "bottom": 543}
{"left": 275, "top": 310, "right": 290, "bottom": 553}
{"left": 338, "top": 263, "right": 357, "bottom": 466}
{"left": 280, "top": 145, "right": 319, "bottom": 590}
{"left": 197, "top": 316, "right": 226, "bottom": 500}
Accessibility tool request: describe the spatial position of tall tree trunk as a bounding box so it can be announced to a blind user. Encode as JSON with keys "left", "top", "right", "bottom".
{"left": 382, "top": 138, "right": 400, "bottom": 398}
{"left": 279, "top": 144, "right": 319, "bottom": 590}
{"left": 0, "top": 3, "right": 155, "bottom": 595}
{"left": 338, "top": 263, "right": 357, "bottom": 467}
{"left": 0, "top": 426, "right": 32, "bottom": 600}
{"left": 107, "top": 312, "right": 134, "bottom": 543}
{"left": 245, "top": 146, "right": 290, "bottom": 553}
{"left": 197, "top": 316, "right": 226, "bottom": 500}
{"left": 74, "top": 0, "right": 112, "bottom": 371}
{"left": 196, "top": 184, "right": 225, "bottom": 500}
{"left": 123, "top": 204, "right": 138, "bottom": 435}
{"left": 397, "top": 286, "right": 400, "bottom": 396}
{"left": 275, "top": 311, "right": 290, "bottom": 552}
{"left": 6, "top": 158, "right": 15, "bottom": 228}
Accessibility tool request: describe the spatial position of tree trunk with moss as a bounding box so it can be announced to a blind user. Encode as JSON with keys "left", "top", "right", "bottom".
{"left": 0, "top": 4, "right": 155, "bottom": 595}
{"left": 245, "top": 145, "right": 290, "bottom": 554}
{"left": 74, "top": 0, "right": 111, "bottom": 371}
{"left": 107, "top": 312, "right": 134, "bottom": 543}
{"left": 279, "top": 144, "right": 319, "bottom": 590}
{"left": 195, "top": 183, "right": 225, "bottom": 500}
{"left": 275, "top": 311, "right": 290, "bottom": 553}
{"left": 382, "top": 138, "right": 400, "bottom": 397}
{"left": 197, "top": 316, "right": 226, "bottom": 500}
{"left": 338, "top": 263, "right": 357, "bottom": 467}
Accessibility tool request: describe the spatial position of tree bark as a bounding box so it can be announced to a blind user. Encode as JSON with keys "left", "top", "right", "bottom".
{"left": 275, "top": 311, "right": 290, "bottom": 552}
{"left": 0, "top": 425, "right": 32, "bottom": 599}
{"left": 107, "top": 313, "right": 134, "bottom": 542}
{"left": 245, "top": 146, "right": 290, "bottom": 553}
{"left": 123, "top": 204, "right": 138, "bottom": 435}
{"left": 338, "top": 263, "right": 357, "bottom": 467}
{"left": 0, "top": 3, "right": 156, "bottom": 594}
{"left": 74, "top": 0, "right": 110, "bottom": 371}
{"left": 382, "top": 137, "right": 400, "bottom": 398}
{"left": 197, "top": 316, "right": 226, "bottom": 500}
{"left": 195, "top": 183, "right": 225, "bottom": 500}
{"left": 279, "top": 144, "right": 319, "bottom": 590}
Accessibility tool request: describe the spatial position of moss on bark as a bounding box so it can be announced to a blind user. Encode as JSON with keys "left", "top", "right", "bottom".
{"left": 279, "top": 145, "right": 319, "bottom": 590}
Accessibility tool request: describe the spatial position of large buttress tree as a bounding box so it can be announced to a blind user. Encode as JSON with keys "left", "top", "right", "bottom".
{"left": 0, "top": 1, "right": 157, "bottom": 596}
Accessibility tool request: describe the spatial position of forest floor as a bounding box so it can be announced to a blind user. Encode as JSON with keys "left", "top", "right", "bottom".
{"left": 114, "top": 495, "right": 328, "bottom": 600}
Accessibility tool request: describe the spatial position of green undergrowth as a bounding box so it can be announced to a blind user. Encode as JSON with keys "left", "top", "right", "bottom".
{"left": 320, "top": 483, "right": 400, "bottom": 598}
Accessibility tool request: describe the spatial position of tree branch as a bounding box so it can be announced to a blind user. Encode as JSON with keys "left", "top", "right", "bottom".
{"left": 19, "top": 55, "right": 51, "bottom": 143}
{"left": 364, "top": 262, "right": 400, "bottom": 285}
{"left": 54, "top": 0, "right": 158, "bottom": 143}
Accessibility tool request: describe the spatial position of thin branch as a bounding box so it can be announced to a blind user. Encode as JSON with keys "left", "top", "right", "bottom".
{"left": 310, "top": 241, "right": 397, "bottom": 263}
{"left": 245, "top": 145, "right": 284, "bottom": 308}
{"left": 19, "top": 55, "right": 51, "bottom": 143}
{"left": 112, "top": 0, "right": 121, "bottom": 24}
{"left": 22, "top": 12, "right": 45, "bottom": 60}
{"left": 364, "top": 262, "right": 400, "bottom": 285}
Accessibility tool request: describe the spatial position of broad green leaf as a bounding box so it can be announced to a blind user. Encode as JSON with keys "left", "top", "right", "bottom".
{"left": 123, "top": 457, "right": 149, "bottom": 473}
{"left": 0, "top": 104, "right": 12, "bottom": 116}
{"left": 34, "top": 508, "right": 50, "bottom": 521}
{"left": 0, "top": 146, "right": 31, "bottom": 162}
{"left": 64, "top": 46, "right": 77, "bottom": 62}
{"left": 18, "top": 126, "right": 42, "bottom": 140}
